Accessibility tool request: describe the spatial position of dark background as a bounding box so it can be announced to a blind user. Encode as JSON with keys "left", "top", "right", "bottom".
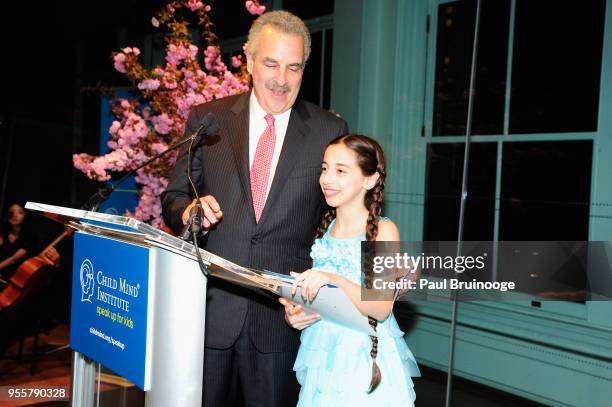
{"left": 1, "top": 1, "right": 168, "bottom": 212}
{"left": 0, "top": 0, "right": 333, "bottom": 236}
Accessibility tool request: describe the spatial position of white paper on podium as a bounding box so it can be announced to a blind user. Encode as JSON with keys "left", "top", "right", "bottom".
{"left": 261, "top": 271, "right": 376, "bottom": 336}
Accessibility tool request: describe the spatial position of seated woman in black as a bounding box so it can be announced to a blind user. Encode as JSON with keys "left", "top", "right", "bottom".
{"left": 0, "top": 202, "right": 36, "bottom": 282}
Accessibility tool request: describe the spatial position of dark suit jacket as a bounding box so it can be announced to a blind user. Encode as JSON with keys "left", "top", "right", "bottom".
{"left": 161, "top": 92, "right": 348, "bottom": 352}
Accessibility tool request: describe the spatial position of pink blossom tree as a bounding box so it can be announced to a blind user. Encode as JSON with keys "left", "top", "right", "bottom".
{"left": 74, "top": 0, "right": 266, "bottom": 229}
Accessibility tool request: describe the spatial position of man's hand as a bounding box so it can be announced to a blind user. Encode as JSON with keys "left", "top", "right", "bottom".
{"left": 279, "top": 297, "right": 320, "bottom": 330}
{"left": 182, "top": 195, "right": 223, "bottom": 229}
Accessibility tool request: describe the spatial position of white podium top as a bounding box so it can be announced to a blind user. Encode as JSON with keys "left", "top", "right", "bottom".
{"left": 25, "top": 201, "right": 281, "bottom": 293}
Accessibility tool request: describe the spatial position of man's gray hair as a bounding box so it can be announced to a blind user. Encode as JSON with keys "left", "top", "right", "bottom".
{"left": 247, "top": 10, "right": 311, "bottom": 64}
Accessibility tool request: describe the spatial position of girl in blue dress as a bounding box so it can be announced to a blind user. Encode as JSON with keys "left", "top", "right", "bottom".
{"left": 280, "top": 135, "right": 420, "bottom": 406}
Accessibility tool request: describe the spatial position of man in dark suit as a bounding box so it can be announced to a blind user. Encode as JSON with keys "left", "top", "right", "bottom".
{"left": 161, "top": 10, "right": 348, "bottom": 407}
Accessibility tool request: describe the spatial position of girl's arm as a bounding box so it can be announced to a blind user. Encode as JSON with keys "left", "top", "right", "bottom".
{"left": 291, "top": 220, "right": 400, "bottom": 321}
{"left": 0, "top": 248, "right": 27, "bottom": 271}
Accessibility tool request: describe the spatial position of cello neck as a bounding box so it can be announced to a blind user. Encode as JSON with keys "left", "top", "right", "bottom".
{"left": 42, "top": 230, "right": 70, "bottom": 253}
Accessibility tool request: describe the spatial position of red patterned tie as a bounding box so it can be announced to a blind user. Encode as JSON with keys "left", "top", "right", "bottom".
{"left": 251, "top": 114, "right": 276, "bottom": 223}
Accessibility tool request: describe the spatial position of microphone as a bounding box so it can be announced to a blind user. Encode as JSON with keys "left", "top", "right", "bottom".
{"left": 82, "top": 112, "right": 219, "bottom": 212}
{"left": 179, "top": 204, "right": 203, "bottom": 240}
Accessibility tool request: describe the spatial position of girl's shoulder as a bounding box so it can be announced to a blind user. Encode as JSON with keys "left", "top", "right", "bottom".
{"left": 376, "top": 218, "right": 400, "bottom": 241}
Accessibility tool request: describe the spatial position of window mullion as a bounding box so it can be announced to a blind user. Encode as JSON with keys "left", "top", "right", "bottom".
{"left": 503, "top": 0, "right": 516, "bottom": 136}
{"left": 490, "top": 140, "right": 504, "bottom": 282}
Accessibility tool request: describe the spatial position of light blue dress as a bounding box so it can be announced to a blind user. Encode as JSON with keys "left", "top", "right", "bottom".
{"left": 294, "top": 219, "right": 420, "bottom": 406}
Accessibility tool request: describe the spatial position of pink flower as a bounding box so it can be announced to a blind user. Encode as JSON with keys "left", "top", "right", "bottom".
{"left": 175, "top": 97, "right": 192, "bottom": 119}
{"left": 185, "top": 78, "right": 198, "bottom": 90}
{"left": 183, "top": 69, "right": 194, "bottom": 79}
{"left": 115, "top": 113, "right": 149, "bottom": 146}
{"left": 137, "top": 79, "right": 161, "bottom": 91}
{"left": 73, "top": 153, "right": 92, "bottom": 172}
{"left": 188, "top": 0, "right": 204, "bottom": 11}
{"left": 166, "top": 43, "right": 189, "bottom": 65}
{"left": 131, "top": 174, "right": 167, "bottom": 223}
{"left": 150, "top": 142, "right": 168, "bottom": 155}
{"left": 151, "top": 17, "right": 160, "bottom": 27}
{"left": 206, "top": 45, "right": 217, "bottom": 55}
{"left": 164, "top": 78, "right": 178, "bottom": 89}
{"left": 109, "top": 121, "right": 121, "bottom": 135}
{"left": 204, "top": 45, "right": 227, "bottom": 72}
{"left": 113, "top": 53, "right": 126, "bottom": 73}
{"left": 245, "top": 1, "right": 265, "bottom": 15}
{"left": 188, "top": 44, "right": 199, "bottom": 59}
{"left": 231, "top": 55, "right": 243, "bottom": 68}
{"left": 152, "top": 113, "right": 174, "bottom": 135}
{"left": 90, "top": 159, "right": 110, "bottom": 180}
{"left": 121, "top": 47, "right": 139, "bottom": 56}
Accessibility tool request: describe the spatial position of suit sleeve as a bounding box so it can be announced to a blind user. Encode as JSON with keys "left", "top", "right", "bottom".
{"left": 161, "top": 106, "right": 205, "bottom": 235}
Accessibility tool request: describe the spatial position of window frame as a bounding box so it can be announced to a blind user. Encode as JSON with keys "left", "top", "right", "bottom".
{"left": 389, "top": 0, "right": 612, "bottom": 324}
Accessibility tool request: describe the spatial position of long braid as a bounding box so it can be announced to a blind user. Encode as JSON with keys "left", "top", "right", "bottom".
{"left": 315, "top": 207, "right": 336, "bottom": 239}
{"left": 365, "top": 176, "right": 385, "bottom": 393}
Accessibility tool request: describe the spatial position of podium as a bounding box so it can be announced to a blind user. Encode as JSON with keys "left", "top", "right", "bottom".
{"left": 25, "top": 202, "right": 277, "bottom": 407}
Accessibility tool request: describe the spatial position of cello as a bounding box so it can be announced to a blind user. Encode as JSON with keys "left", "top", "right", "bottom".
{"left": 0, "top": 229, "right": 71, "bottom": 310}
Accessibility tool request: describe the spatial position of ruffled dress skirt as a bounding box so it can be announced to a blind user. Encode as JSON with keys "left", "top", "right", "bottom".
{"left": 294, "top": 315, "right": 419, "bottom": 406}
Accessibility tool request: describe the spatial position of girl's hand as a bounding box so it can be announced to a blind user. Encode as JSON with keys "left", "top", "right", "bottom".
{"left": 278, "top": 297, "right": 320, "bottom": 330}
{"left": 42, "top": 247, "right": 61, "bottom": 267}
{"left": 290, "top": 269, "right": 335, "bottom": 302}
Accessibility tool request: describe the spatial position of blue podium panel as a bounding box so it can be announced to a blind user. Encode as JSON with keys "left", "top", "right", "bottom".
{"left": 70, "top": 231, "right": 151, "bottom": 390}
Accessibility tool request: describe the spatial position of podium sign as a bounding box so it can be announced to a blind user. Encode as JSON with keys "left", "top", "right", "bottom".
{"left": 70, "top": 231, "right": 152, "bottom": 390}
{"left": 25, "top": 201, "right": 278, "bottom": 406}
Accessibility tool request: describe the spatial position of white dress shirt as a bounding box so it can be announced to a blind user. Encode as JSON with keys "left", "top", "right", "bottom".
{"left": 248, "top": 92, "right": 291, "bottom": 202}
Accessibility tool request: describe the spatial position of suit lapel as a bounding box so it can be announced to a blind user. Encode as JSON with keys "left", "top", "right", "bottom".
{"left": 257, "top": 100, "right": 311, "bottom": 227}
{"left": 227, "top": 92, "right": 256, "bottom": 221}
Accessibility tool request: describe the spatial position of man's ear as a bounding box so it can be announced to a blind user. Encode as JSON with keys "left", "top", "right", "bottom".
{"left": 245, "top": 44, "right": 254, "bottom": 74}
{"left": 364, "top": 171, "right": 381, "bottom": 190}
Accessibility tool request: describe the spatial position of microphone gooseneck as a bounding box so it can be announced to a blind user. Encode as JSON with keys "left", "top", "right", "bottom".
{"left": 180, "top": 113, "right": 218, "bottom": 242}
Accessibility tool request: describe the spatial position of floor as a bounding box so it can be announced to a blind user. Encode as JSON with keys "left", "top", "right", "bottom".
{"left": 413, "top": 366, "right": 547, "bottom": 407}
{"left": 0, "top": 324, "right": 72, "bottom": 407}
{"left": 0, "top": 324, "right": 548, "bottom": 407}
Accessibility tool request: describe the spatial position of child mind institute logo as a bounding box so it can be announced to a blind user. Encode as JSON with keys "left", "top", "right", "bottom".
{"left": 80, "top": 259, "right": 95, "bottom": 303}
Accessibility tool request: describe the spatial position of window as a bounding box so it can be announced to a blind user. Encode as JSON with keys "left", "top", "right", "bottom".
{"left": 423, "top": 0, "right": 607, "bottom": 301}
{"left": 510, "top": 0, "right": 605, "bottom": 133}
{"left": 433, "top": 0, "right": 510, "bottom": 136}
